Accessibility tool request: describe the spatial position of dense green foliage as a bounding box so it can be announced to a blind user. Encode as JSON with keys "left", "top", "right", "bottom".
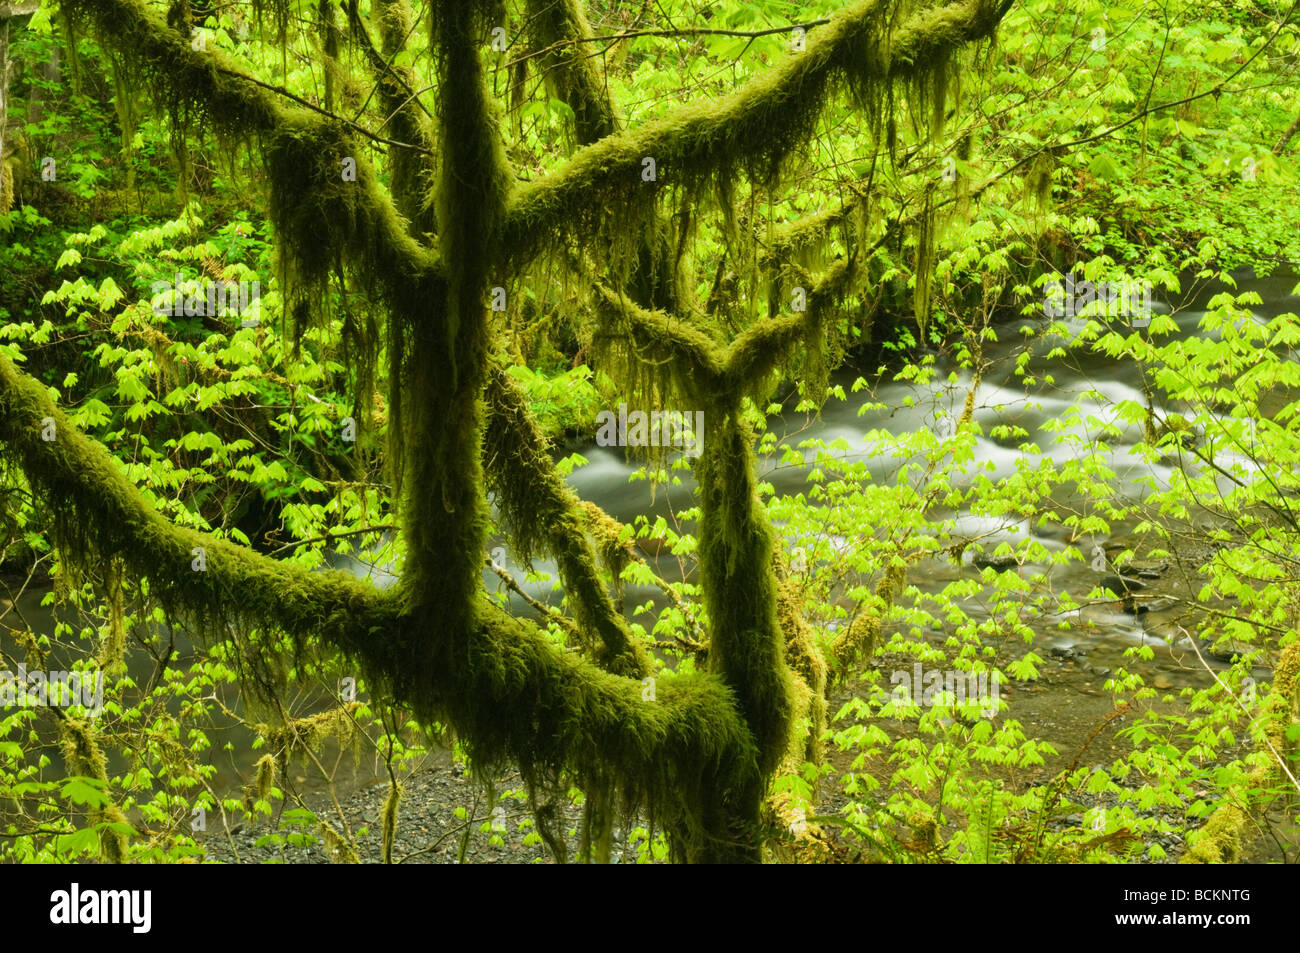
{"left": 0, "top": 0, "right": 1297, "bottom": 863}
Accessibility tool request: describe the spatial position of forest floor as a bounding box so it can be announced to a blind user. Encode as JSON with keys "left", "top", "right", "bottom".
{"left": 195, "top": 751, "right": 602, "bottom": 865}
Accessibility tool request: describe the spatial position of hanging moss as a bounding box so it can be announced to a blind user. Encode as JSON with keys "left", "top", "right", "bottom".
{"left": 318, "top": 0, "right": 339, "bottom": 112}
{"left": 831, "top": 556, "right": 907, "bottom": 681}
{"left": 579, "top": 779, "right": 615, "bottom": 864}
{"left": 66, "top": 0, "right": 279, "bottom": 136}
{"left": 527, "top": 788, "right": 569, "bottom": 864}
{"left": 504, "top": 0, "right": 1010, "bottom": 263}
{"left": 254, "top": 753, "right": 277, "bottom": 801}
{"left": 98, "top": 559, "right": 128, "bottom": 675}
{"left": 912, "top": 187, "right": 936, "bottom": 339}
{"left": 57, "top": 716, "right": 131, "bottom": 864}
{"left": 720, "top": 258, "right": 852, "bottom": 409}
{"left": 319, "top": 818, "right": 361, "bottom": 864}
{"left": 483, "top": 363, "right": 648, "bottom": 675}
{"left": 369, "top": 0, "right": 439, "bottom": 237}
{"left": 523, "top": 0, "right": 619, "bottom": 147}
{"left": 0, "top": 351, "right": 406, "bottom": 695}
{"left": 0, "top": 160, "right": 12, "bottom": 216}
{"left": 588, "top": 285, "right": 727, "bottom": 446}
{"left": 1027, "top": 149, "right": 1055, "bottom": 214}
{"left": 764, "top": 203, "right": 860, "bottom": 273}
{"left": 515, "top": 0, "right": 677, "bottom": 311}
{"left": 265, "top": 703, "right": 363, "bottom": 770}
{"left": 696, "top": 411, "right": 796, "bottom": 776}
{"left": 62, "top": 0, "right": 440, "bottom": 473}
{"left": 48, "top": 0, "right": 1016, "bottom": 864}
{"left": 442, "top": 603, "right": 762, "bottom": 862}
{"left": 381, "top": 779, "right": 401, "bottom": 864}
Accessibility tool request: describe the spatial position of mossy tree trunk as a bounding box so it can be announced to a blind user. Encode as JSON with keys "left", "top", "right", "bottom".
{"left": 2, "top": 0, "right": 1010, "bottom": 862}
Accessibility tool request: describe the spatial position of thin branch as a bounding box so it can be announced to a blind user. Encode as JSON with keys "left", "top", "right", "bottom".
{"left": 209, "top": 64, "right": 434, "bottom": 155}
{"left": 504, "top": 18, "right": 835, "bottom": 70}
{"left": 1178, "top": 623, "right": 1300, "bottom": 797}
{"left": 266, "top": 525, "right": 395, "bottom": 556}
{"left": 486, "top": 555, "right": 583, "bottom": 642}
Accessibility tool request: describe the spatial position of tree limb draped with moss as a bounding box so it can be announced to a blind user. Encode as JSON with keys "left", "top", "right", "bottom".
{"left": 11, "top": 0, "right": 1009, "bottom": 862}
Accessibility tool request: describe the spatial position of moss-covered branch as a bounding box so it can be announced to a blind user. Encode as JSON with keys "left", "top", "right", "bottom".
{"left": 63, "top": 0, "right": 445, "bottom": 466}
{"left": 0, "top": 351, "right": 401, "bottom": 682}
{"left": 504, "top": 0, "right": 1010, "bottom": 258}
{"left": 579, "top": 500, "right": 709, "bottom": 646}
{"left": 523, "top": 0, "right": 619, "bottom": 147}
{"left": 483, "top": 362, "right": 649, "bottom": 676}
{"left": 696, "top": 407, "right": 797, "bottom": 859}
{"left": 447, "top": 601, "right": 760, "bottom": 863}
{"left": 830, "top": 554, "right": 908, "bottom": 683}
{"left": 522, "top": 0, "right": 683, "bottom": 309}
{"left": 590, "top": 284, "right": 726, "bottom": 407}
{"left": 389, "top": 0, "right": 508, "bottom": 681}
{"left": 721, "top": 257, "right": 856, "bottom": 398}
{"left": 349, "top": 0, "right": 440, "bottom": 238}
{"left": 63, "top": 0, "right": 280, "bottom": 131}
{"left": 44, "top": 0, "right": 1014, "bottom": 866}
{"left": 61, "top": 0, "right": 436, "bottom": 277}
{"left": 0, "top": 349, "right": 764, "bottom": 860}
{"left": 56, "top": 715, "right": 131, "bottom": 864}
{"left": 486, "top": 555, "right": 584, "bottom": 644}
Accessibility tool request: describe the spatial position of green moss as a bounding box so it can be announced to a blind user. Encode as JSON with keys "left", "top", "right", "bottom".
{"left": 443, "top": 603, "right": 762, "bottom": 862}
{"left": 483, "top": 362, "right": 649, "bottom": 675}
{"left": 697, "top": 411, "right": 796, "bottom": 780}
{"left": 912, "top": 189, "right": 936, "bottom": 338}
{"left": 588, "top": 286, "right": 726, "bottom": 436}
{"left": 98, "top": 559, "right": 128, "bottom": 675}
{"left": 775, "top": 572, "right": 827, "bottom": 764}
{"left": 1027, "top": 150, "right": 1055, "bottom": 213}
{"left": 50, "top": 0, "right": 1016, "bottom": 864}
{"left": 0, "top": 160, "right": 12, "bottom": 216}
{"left": 831, "top": 556, "right": 907, "bottom": 681}
{"left": 57, "top": 717, "right": 130, "bottom": 864}
{"left": 0, "top": 347, "right": 764, "bottom": 859}
{"left": 381, "top": 779, "right": 401, "bottom": 864}
{"left": 373, "top": 0, "right": 439, "bottom": 237}
{"left": 319, "top": 818, "right": 361, "bottom": 863}
{"left": 505, "top": 0, "right": 1008, "bottom": 261}
{"left": 0, "top": 351, "right": 405, "bottom": 697}
{"left": 265, "top": 704, "right": 363, "bottom": 770}
{"left": 1182, "top": 639, "right": 1300, "bottom": 864}
{"left": 524, "top": 0, "right": 619, "bottom": 147}
{"left": 254, "top": 753, "right": 277, "bottom": 801}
